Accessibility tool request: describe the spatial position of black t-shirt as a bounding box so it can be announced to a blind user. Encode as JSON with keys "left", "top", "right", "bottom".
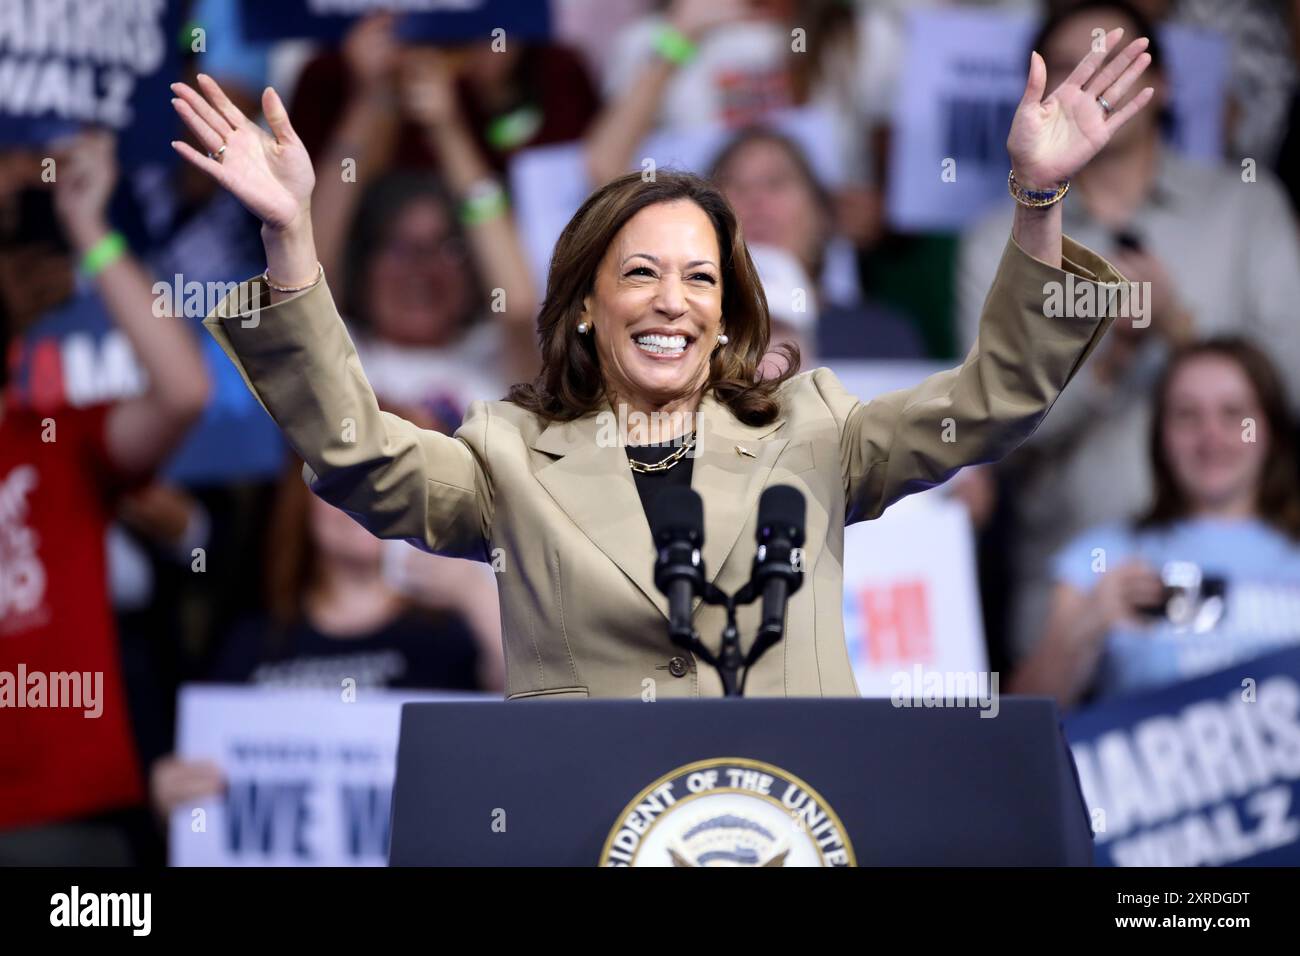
{"left": 209, "top": 607, "right": 481, "bottom": 692}
{"left": 625, "top": 437, "right": 696, "bottom": 519}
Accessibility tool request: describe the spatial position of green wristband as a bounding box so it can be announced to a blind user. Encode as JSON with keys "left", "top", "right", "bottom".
{"left": 459, "top": 182, "right": 509, "bottom": 226}
{"left": 486, "top": 105, "right": 542, "bottom": 152}
{"left": 79, "top": 231, "right": 127, "bottom": 278}
{"left": 653, "top": 24, "right": 697, "bottom": 66}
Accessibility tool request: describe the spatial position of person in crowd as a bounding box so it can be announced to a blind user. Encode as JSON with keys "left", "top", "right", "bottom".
{"left": 1151, "top": 0, "right": 1299, "bottom": 169}
{"left": 150, "top": 460, "right": 497, "bottom": 821}
{"left": 290, "top": 13, "right": 600, "bottom": 181}
{"left": 306, "top": 40, "right": 539, "bottom": 416}
{"left": 302, "top": 44, "right": 538, "bottom": 653}
{"left": 587, "top": 0, "right": 904, "bottom": 249}
{"left": 709, "top": 126, "right": 926, "bottom": 359}
{"left": 0, "top": 132, "right": 209, "bottom": 864}
{"left": 956, "top": 0, "right": 1300, "bottom": 660}
{"left": 1012, "top": 338, "right": 1300, "bottom": 708}
{"left": 747, "top": 243, "right": 816, "bottom": 380}
{"left": 212, "top": 463, "right": 496, "bottom": 691}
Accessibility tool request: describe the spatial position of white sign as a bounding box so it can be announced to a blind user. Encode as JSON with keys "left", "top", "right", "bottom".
{"left": 887, "top": 8, "right": 1228, "bottom": 231}
{"left": 843, "top": 493, "right": 987, "bottom": 697}
{"left": 828, "top": 360, "right": 988, "bottom": 695}
{"left": 169, "top": 685, "right": 491, "bottom": 866}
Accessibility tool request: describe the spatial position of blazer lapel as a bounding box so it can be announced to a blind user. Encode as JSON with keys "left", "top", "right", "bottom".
{"left": 693, "top": 394, "right": 786, "bottom": 591}
{"left": 530, "top": 396, "right": 787, "bottom": 623}
{"left": 532, "top": 412, "right": 667, "bottom": 618}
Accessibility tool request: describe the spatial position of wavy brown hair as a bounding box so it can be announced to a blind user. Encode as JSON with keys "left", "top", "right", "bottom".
{"left": 1139, "top": 337, "right": 1300, "bottom": 539}
{"left": 507, "top": 171, "right": 799, "bottom": 425}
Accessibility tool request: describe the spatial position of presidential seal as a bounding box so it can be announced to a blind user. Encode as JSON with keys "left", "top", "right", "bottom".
{"left": 600, "top": 757, "right": 855, "bottom": 867}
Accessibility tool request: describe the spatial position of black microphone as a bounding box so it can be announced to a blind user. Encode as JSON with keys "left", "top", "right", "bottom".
{"left": 647, "top": 486, "right": 706, "bottom": 646}
{"left": 750, "top": 485, "right": 806, "bottom": 647}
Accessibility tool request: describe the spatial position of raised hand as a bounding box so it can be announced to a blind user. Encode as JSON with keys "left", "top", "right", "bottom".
{"left": 169, "top": 74, "right": 315, "bottom": 233}
{"left": 1007, "top": 28, "right": 1154, "bottom": 190}
{"left": 400, "top": 48, "right": 461, "bottom": 130}
{"left": 343, "top": 13, "right": 400, "bottom": 94}
{"left": 51, "top": 130, "right": 117, "bottom": 249}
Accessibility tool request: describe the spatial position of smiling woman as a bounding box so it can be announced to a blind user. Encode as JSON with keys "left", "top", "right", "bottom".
{"left": 509, "top": 172, "right": 791, "bottom": 439}
{"left": 177, "top": 29, "right": 1156, "bottom": 698}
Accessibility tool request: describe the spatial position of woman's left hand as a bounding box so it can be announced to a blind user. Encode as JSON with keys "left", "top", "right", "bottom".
{"left": 1007, "top": 28, "right": 1154, "bottom": 190}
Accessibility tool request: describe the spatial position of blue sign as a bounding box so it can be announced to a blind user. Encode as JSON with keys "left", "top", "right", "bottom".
{"left": 0, "top": 0, "right": 186, "bottom": 169}
{"left": 1065, "top": 646, "right": 1300, "bottom": 867}
{"left": 239, "top": 0, "right": 551, "bottom": 43}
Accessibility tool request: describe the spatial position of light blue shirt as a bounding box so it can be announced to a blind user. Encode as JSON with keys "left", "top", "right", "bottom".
{"left": 1052, "top": 517, "right": 1300, "bottom": 700}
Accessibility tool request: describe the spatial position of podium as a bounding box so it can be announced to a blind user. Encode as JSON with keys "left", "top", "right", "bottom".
{"left": 389, "top": 697, "right": 1093, "bottom": 866}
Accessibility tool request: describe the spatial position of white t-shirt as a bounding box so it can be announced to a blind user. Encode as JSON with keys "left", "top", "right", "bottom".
{"left": 353, "top": 321, "right": 509, "bottom": 431}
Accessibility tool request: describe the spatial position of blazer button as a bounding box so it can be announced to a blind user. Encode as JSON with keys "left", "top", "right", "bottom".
{"left": 668, "top": 656, "right": 690, "bottom": 678}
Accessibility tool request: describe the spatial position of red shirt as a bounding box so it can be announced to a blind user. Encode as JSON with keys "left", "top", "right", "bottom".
{"left": 0, "top": 403, "right": 144, "bottom": 829}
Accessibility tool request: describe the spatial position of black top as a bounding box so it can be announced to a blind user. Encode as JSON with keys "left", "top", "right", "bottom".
{"left": 209, "top": 607, "right": 481, "bottom": 691}
{"left": 625, "top": 437, "right": 696, "bottom": 519}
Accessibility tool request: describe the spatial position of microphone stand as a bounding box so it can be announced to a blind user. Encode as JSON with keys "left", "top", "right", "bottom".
{"left": 666, "top": 582, "right": 744, "bottom": 697}
{"left": 678, "top": 582, "right": 784, "bottom": 698}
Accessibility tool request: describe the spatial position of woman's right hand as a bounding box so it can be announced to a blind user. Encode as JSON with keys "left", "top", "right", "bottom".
{"left": 1092, "top": 560, "right": 1165, "bottom": 630}
{"left": 150, "top": 754, "right": 226, "bottom": 819}
{"left": 169, "top": 75, "right": 316, "bottom": 234}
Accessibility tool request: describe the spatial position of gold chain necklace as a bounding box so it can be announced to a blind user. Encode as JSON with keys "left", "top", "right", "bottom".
{"left": 627, "top": 433, "right": 697, "bottom": 474}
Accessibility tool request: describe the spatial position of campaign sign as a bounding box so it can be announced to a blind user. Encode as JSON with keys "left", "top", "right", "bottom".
{"left": 0, "top": 0, "right": 185, "bottom": 168}
{"left": 841, "top": 492, "right": 987, "bottom": 698}
{"left": 239, "top": 0, "right": 551, "bottom": 43}
{"left": 828, "top": 359, "right": 989, "bottom": 698}
{"left": 887, "top": 7, "right": 1228, "bottom": 231}
{"left": 1064, "top": 646, "right": 1300, "bottom": 867}
{"left": 170, "top": 684, "right": 493, "bottom": 866}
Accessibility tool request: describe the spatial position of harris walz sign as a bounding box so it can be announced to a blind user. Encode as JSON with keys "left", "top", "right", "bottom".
{"left": 1064, "top": 646, "right": 1300, "bottom": 867}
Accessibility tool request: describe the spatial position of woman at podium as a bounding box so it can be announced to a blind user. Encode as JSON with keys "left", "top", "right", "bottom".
{"left": 173, "top": 31, "right": 1154, "bottom": 699}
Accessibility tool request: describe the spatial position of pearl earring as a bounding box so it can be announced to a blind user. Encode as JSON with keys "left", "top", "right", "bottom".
{"left": 577, "top": 321, "right": 590, "bottom": 334}
{"left": 718, "top": 333, "right": 729, "bottom": 345}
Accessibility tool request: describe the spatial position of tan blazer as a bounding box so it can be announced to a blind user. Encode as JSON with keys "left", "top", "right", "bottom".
{"left": 205, "top": 236, "right": 1122, "bottom": 700}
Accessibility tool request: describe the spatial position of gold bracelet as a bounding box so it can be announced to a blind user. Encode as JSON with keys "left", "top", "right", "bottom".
{"left": 262, "top": 262, "right": 324, "bottom": 294}
{"left": 1007, "top": 170, "right": 1070, "bottom": 208}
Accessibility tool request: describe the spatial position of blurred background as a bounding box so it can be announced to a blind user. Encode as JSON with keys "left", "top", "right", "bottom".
{"left": 2, "top": 0, "right": 1298, "bottom": 868}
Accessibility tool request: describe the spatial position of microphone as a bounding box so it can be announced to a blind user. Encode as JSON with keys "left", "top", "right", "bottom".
{"left": 647, "top": 486, "right": 706, "bottom": 646}
{"left": 749, "top": 485, "right": 806, "bottom": 648}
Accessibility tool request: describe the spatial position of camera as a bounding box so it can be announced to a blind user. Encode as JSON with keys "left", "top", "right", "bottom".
{"left": 1137, "top": 560, "right": 1228, "bottom": 632}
